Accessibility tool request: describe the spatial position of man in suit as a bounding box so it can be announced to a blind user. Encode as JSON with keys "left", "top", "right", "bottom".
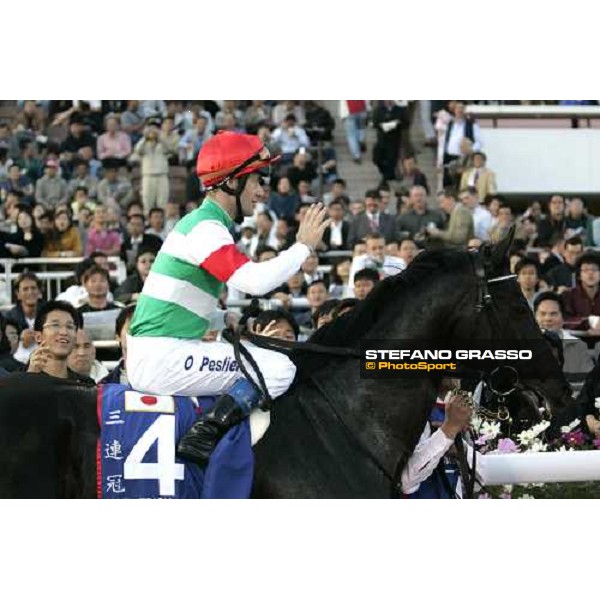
{"left": 395, "top": 185, "right": 445, "bottom": 239}
{"left": 372, "top": 101, "right": 406, "bottom": 183}
{"left": 546, "top": 236, "right": 584, "bottom": 291}
{"left": 534, "top": 292, "right": 594, "bottom": 379}
{"left": 120, "top": 213, "right": 163, "bottom": 272}
{"left": 321, "top": 199, "right": 350, "bottom": 251}
{"left": 460, "top": 152, "right": 497, "bottom": 200}
{"left": 348, "top": 189, "right": 395, "bottom": 247}
{"left": 426, "top": 190, "right": 474, "bottom": 249}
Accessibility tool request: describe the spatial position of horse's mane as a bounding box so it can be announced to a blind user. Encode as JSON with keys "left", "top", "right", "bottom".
{"left": 292, "top": 248, "right": 470, "bottom": 371}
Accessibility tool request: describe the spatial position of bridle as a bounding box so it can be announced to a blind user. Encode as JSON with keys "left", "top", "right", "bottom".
{"left": 455, "top": 250, "right": 519, "bottom": 498}
{"left": 224, "top": 249, "right": 520, "bottom": 498}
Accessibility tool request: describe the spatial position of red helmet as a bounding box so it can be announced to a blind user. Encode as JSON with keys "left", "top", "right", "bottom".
{"left": 196, "top": 131, "right": 279, "bottom": 190}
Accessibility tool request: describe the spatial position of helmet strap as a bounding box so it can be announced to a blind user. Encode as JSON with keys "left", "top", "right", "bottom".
{"left": 219, "top": 174, "right": 250, "bottom": 224}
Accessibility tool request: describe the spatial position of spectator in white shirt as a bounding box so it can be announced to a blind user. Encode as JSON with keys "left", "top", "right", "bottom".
{"left": 443, "top": 102, "right": 482, "bottom": 188}
{"left": 139, "top": 100, "right": 167, "bottom": 120}
{"left": 271, "top": 114, "right": 310, "bottom": 165}
{"left": 460, "top": 186, "right": 493, "bottom": 242}
{"left": 348, "top": 233, "right": 405, "bottom": 296}
{"left": 271, "top": 101, "right": 305, "bottom": 128}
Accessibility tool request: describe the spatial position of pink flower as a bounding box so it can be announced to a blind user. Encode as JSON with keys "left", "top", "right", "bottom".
{"left": 478, "top": 493, "right": 491, "bottom": 499}
{"left": 593, "top": 438, "right": 600, "bottom": 449}
{"left": 564, "top": 431, "right": 586, "bottom": 446}
{"left": 496, "top": 438, "right": 519, "bottom": 454}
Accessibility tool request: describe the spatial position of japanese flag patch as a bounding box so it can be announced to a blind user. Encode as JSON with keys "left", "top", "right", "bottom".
{"left": 124, "top": 391, "right": 175, "bottom": 414}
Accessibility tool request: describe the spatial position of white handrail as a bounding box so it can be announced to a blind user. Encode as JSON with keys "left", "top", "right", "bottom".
{"left": 225, "top": 298, "right": 310, "bottom": 309}
{"left": 466, "top": 104, "right": 600, "bottom": 118}
{"left": 0, "top": 256, "right": 127, "bottom": 302}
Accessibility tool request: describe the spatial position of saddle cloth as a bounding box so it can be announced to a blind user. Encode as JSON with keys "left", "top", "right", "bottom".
{"left": 98, "top": 384, "right": 255, "bottom": 499}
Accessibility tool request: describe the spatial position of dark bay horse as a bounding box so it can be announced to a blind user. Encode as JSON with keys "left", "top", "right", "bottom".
{"left": 0, "top": 235, "right": 571, "bottom": 498}
{"left": 251, "top": 235, "right": 572, "bottom": 498}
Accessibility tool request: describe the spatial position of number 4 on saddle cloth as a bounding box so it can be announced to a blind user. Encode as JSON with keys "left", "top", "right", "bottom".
{"left": 99, "top": 384, "right": 254, "bottom": 499}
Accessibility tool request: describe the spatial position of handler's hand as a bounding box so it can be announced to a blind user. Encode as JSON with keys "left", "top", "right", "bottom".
{"left": 296, "top": 203, "right": 331, "bottom": 251}
{"left": 441, "top": 394, "right": 473, "bottom": 440}
{"left": 586, "top": 415, "right": 600, "bottom": 439}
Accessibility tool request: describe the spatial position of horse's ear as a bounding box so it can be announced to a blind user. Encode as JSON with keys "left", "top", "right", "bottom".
{"left": 488, "top": 225, "right": 516, "bottom": 273}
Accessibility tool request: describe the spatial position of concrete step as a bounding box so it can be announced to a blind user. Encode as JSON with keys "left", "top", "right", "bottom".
{"left": 322, "top": 100, "right": 439, "bottom": 205}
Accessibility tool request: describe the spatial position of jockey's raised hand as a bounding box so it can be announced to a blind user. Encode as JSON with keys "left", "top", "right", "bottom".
{"left": 296, "top": 203, "right": 332, "bottom": 251}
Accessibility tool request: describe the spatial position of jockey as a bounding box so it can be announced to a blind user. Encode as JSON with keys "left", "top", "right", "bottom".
{"left": 126, "top": 131, "right": 330, "bottom": 466}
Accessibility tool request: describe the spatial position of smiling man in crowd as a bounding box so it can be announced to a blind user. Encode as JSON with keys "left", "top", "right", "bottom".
{"left": 26, "top": 300, "right": 94, "bottom": 383}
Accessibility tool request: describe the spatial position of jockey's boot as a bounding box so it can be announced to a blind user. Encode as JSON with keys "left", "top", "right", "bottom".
{"left": 176, "top": 378, "right": 261, "bottom": 467}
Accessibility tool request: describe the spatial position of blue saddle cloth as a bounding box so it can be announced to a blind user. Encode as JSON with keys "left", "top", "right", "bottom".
{"left": 99, "top": 384, "right": 254, "bottom": 499}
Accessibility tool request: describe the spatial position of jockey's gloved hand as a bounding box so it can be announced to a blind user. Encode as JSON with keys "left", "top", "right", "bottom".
{"left": 176, "top": 378, "right": 261, "bottom": 467}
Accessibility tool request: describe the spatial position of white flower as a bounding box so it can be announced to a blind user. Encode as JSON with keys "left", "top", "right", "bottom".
{"left": 531, "top": 420, "right": 551, "bottom": 437}
{"left": 526, "top": 440, "right": 548, "bottom": 453}
{"left": 595, "top": 397, "right": 600, "bottom": 410}
{"left": 503, "top": 485, "right": 513, "bottom": 494}
{"left": 560, "top": 419, "right": 581, "bottom": 434}
{"left": 480, "top": 421, "right": 501, "bottom": 440}
{"left": 519, "top": 494, "right": 535, "bottom": 499}
{"left": 471, "top": 415, "right": 483, "bottom": 431}
{"left": 518, "top": 421, "right": 551, "bottom": 446}
{"left": 517, "top": 429, "right": 535, "bottom": 446}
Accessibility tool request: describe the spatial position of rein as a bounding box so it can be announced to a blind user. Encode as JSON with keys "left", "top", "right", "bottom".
{"left": 224, "top": 327, "right": 407, "bottom": 497}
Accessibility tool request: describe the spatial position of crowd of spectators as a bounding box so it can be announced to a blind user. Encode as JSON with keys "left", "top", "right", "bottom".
{"left": 2, "top": 99, "right": 600, "bottom": 406}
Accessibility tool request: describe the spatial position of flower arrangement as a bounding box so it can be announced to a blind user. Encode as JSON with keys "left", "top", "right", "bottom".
{"left": 470, "top": 412, "right": 600, "bottom": 499}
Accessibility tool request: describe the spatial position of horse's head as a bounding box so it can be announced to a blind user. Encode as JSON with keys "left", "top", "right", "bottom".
{"left": 449, "top": 226, "right": 571, "bottom": 418}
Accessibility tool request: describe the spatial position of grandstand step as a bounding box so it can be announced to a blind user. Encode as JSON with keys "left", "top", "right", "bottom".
{"left": 322, "top": 100, "right": 439, "bottom": 208}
